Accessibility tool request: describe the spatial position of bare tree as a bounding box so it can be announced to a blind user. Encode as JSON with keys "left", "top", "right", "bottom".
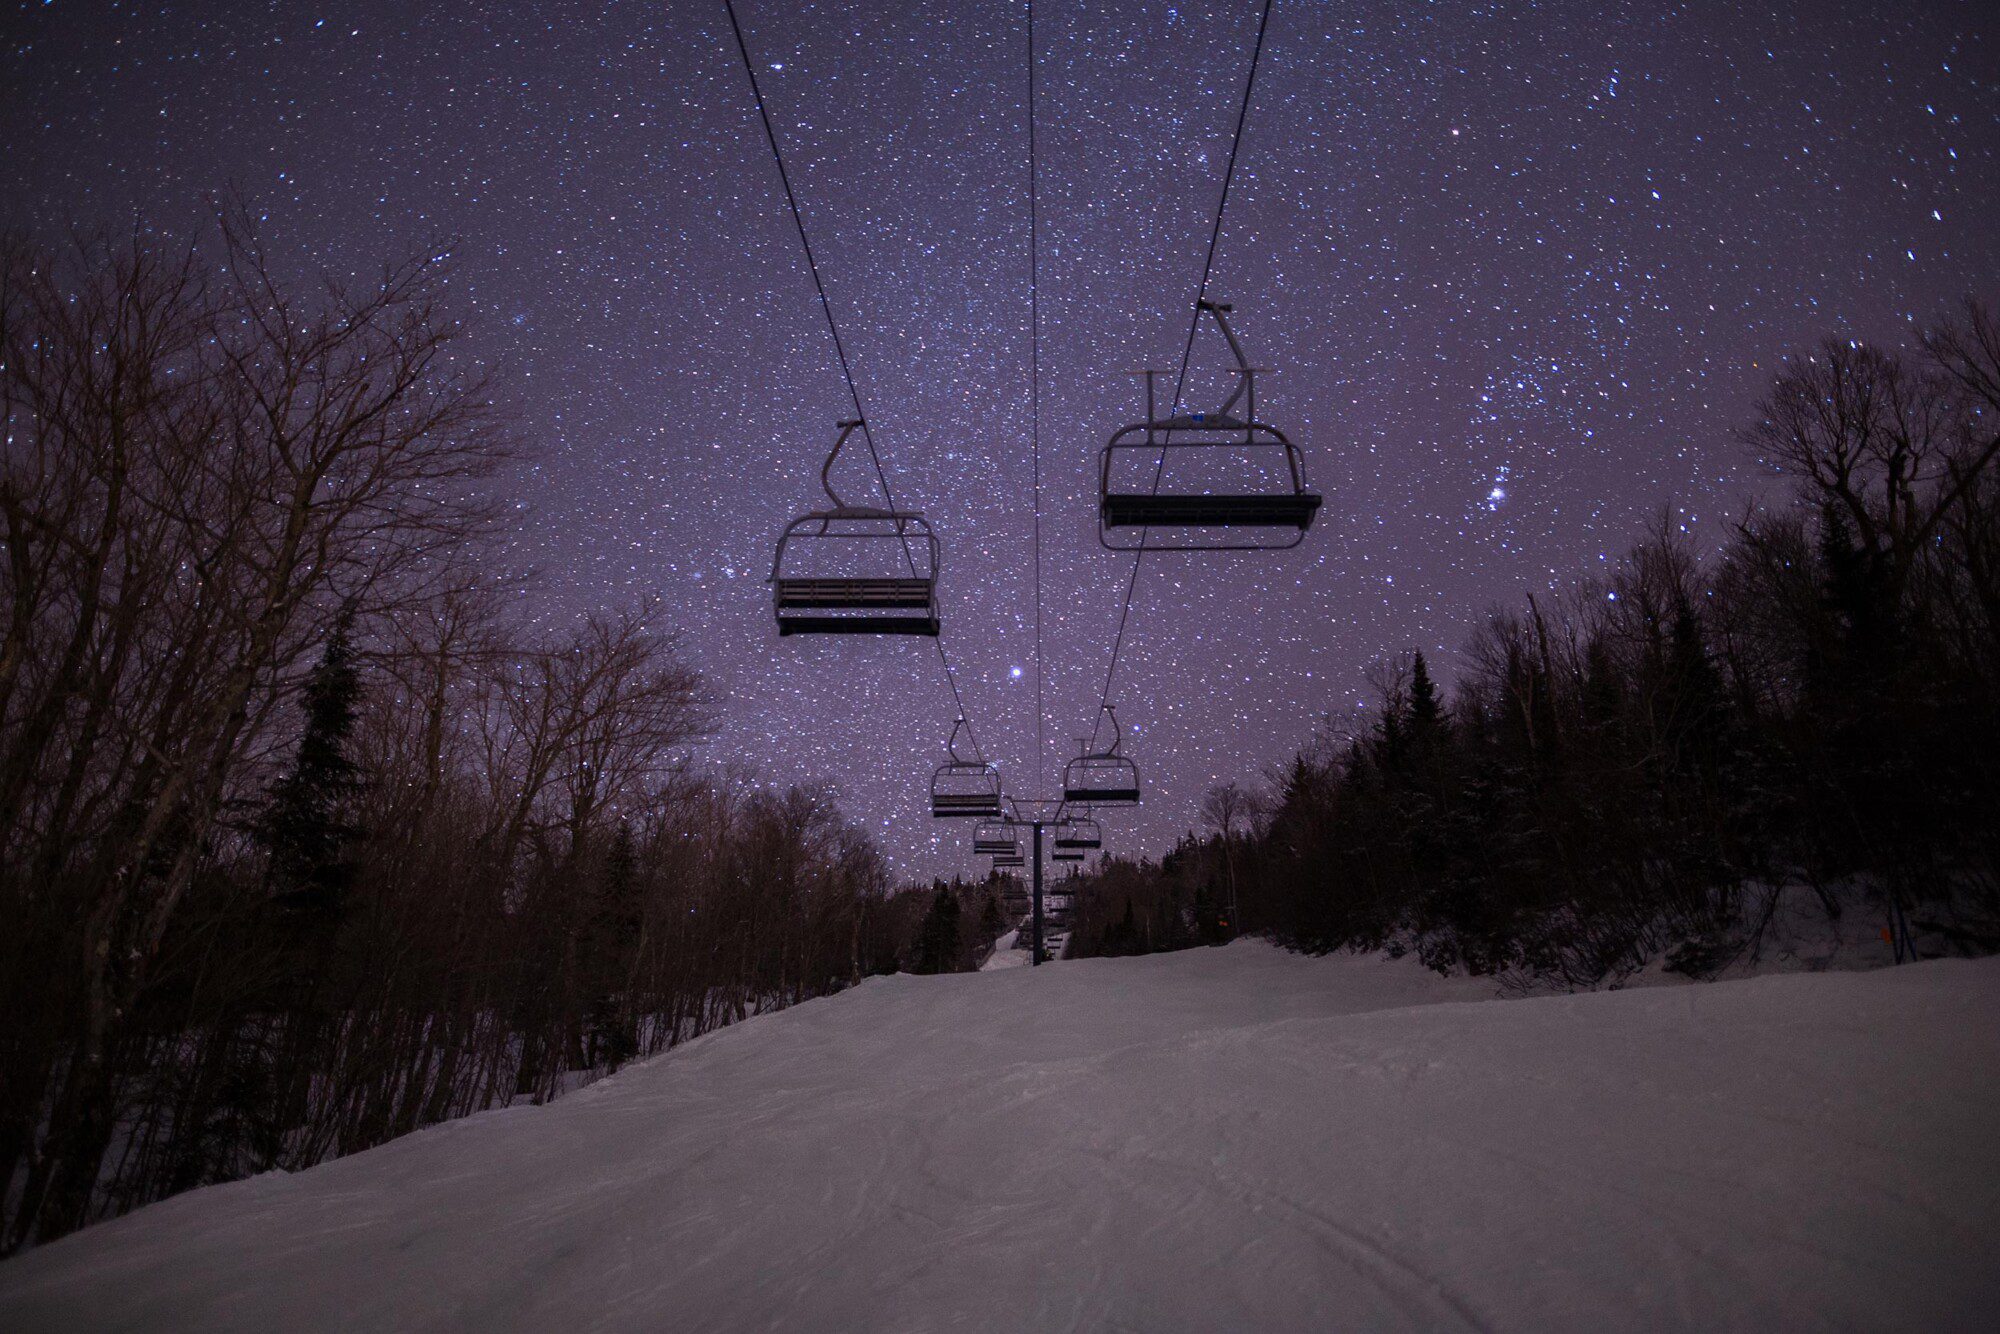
{"left": 1743, "top": 333, "right": 1986, "bottom": 603}
{"left": 1201, "top": 782, "right": 1253, "bottom": 842}
{"left": 1, "top": 217, "right": 505, "bottom": 1245}
{"left": 1201, "top": 782, "right": 1258, "bottom": 931}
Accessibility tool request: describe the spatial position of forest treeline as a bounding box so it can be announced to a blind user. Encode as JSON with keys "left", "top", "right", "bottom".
{"left": 0, "top": 225, "right": 1005, "bottom": 1251}
{"left": 1069, "top": 299, "right": 2000, "bottom": 984}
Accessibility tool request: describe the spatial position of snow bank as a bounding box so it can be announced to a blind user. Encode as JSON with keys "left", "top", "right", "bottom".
{"left": 3, "top": 943, "right": 1995, "bottom": 1332}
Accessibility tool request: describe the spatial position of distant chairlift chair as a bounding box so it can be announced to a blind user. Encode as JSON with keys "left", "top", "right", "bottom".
{"left": 1100, "top": 300, "right": 1322, "bottom": 551}
{"left": 1053, "top": 815, "right": 1102, "bottom": 851}
{"left": 930, "top": 719, "right": 1003, "bottom": 819}
{"left": 1062, "top": 707, "right": 1141, "bottom": 807}
{"left": 772, "top": 419, "right": 940, "bottom": 636}
{"left": 973, "top": 820, "right": 1020, "bottom": 858}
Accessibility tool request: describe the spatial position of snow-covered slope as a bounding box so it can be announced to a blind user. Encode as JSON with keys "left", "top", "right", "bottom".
{"left": 3, "top": 944, "right": 1996, "bottom": 1333}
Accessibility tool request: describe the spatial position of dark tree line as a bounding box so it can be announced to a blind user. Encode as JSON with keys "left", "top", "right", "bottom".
{"left": 1068, "top": 301, "right": 2000, "bottom": 984}
{"left": 0, "top": 225, "right": 1004, "bottom": 1251}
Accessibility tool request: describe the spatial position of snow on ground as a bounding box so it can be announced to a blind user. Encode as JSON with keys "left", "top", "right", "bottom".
{"left": 980, "top": 928, "right": 1025, "bottom": 970}
{"left": 3, "top": 943, "right": 1997, "bottom": 1333}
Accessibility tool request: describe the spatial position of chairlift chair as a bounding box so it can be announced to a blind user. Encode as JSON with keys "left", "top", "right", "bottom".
{"left": 1053, "top": 815, "right": 1102, "bottom": 851}
{"left": 973, "top": 820, "right": 1020, "bottom": 858}
{"left": 1100, "top": 301, "right": 1322, "bottom": 551}
{"left": 1062, "top": 707, "right": 1141, "bottom": 807}
{"left": 1051, "top": 846, "right": 1086, "bottom": 863}
{"left": 772, "top": 420, "right": 940, "bottom": 635}
{"left": 930, "top": 719, "right": 1002, "bottom": 818}
{"left": 991, "top": 849, "right": 1026, "bottom": 869}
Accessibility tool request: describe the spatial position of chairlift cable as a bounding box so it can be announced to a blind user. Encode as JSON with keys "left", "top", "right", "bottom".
{"left": 723, "top": 0, "right": 987, "bottom": 759}
{"left": 1088, "top": 0, "right": 1275, "bottom": 747}
{"left": 1028, "top": 0, "right": 1046, "bottom": 791}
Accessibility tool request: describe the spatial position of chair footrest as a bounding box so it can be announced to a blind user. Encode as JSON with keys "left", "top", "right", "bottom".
{"left": 778, "top": 614, "right": 939, "bottom": 636}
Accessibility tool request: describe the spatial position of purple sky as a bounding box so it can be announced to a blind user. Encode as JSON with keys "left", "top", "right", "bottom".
{"left": 7, "top": 0, "right": 1996, "bottom": 877}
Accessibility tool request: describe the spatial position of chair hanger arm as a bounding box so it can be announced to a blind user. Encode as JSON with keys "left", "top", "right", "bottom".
{"left": 820, "top": 419, "right": 865, "bottom": 509}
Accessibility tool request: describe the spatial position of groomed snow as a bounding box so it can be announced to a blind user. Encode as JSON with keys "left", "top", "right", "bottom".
{"left": 3, "top": 943, "right": 1996, "bottom": 1332}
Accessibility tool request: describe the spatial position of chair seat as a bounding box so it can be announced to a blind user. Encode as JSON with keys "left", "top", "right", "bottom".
{"left": 932, "top": 794, "right": 1002, "bottom": 816}
{"left": 1063, "top": 786, "right": 1139, "bottom": 805}
{"left": 1101, "top": 491, "right": 1321, "bottom": 530}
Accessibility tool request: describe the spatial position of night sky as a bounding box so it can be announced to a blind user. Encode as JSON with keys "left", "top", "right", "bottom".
{"left": 6, "top": 0, "right": 1997, "bottom": 877}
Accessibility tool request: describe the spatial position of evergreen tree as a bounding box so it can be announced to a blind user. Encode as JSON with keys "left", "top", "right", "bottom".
{"left": 913, "top": 886, "right": 962, "bottom": 974}
{"left": 979, "top": 893, "right": 1005, "bottom": 943}
{"left": 1409, "top": 652, "right": 1443, "bottom": 740}
{"left": 262, "top": 612, "right": 364, "bottom": 919}
{"left": 1374, "top": 702, "right": 1406, "bottom": 777}
{"left": 1580, "top": 635, "right": 1624, "bottom": 738}
{"left": 583, "top": 823, "right": 643, "bottom": 1070}
{"left": 1102, "top": 898, "right": 1141, "bottom": 956}
{"left": 252, "top": 614, "right": 366, "bottom": 1171}
{"left": 1662, "top": 604, "right": 1730, "bottom": 786}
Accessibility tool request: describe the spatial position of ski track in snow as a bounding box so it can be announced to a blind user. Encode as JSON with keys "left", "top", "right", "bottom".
{"left": 2, "top": 943, "right": 1997, "bottom": 1333}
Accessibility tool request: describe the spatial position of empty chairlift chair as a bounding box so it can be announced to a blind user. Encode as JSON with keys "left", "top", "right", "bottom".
{"left": 1063, "top": 707, "right": 1141, "bottom": 807}
{"left": 1100, "top": 300, "right": 1322, "bottom": 551}
{"left": 930, "top": 720, "right": 1003, "bottom": 819}
{"left": 973, "top": 820, "right": 1020, "bottom": 858}
{"left": 1053, "top": 816, "right": 1101, "bottom": 851}
{"left": 771, "top": 420, "right": 940, "bottom": 636}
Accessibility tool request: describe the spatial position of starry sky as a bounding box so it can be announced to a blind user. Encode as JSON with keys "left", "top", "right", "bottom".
{"left": 6, "top": 0, "right": 1997, "bottom": 878}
